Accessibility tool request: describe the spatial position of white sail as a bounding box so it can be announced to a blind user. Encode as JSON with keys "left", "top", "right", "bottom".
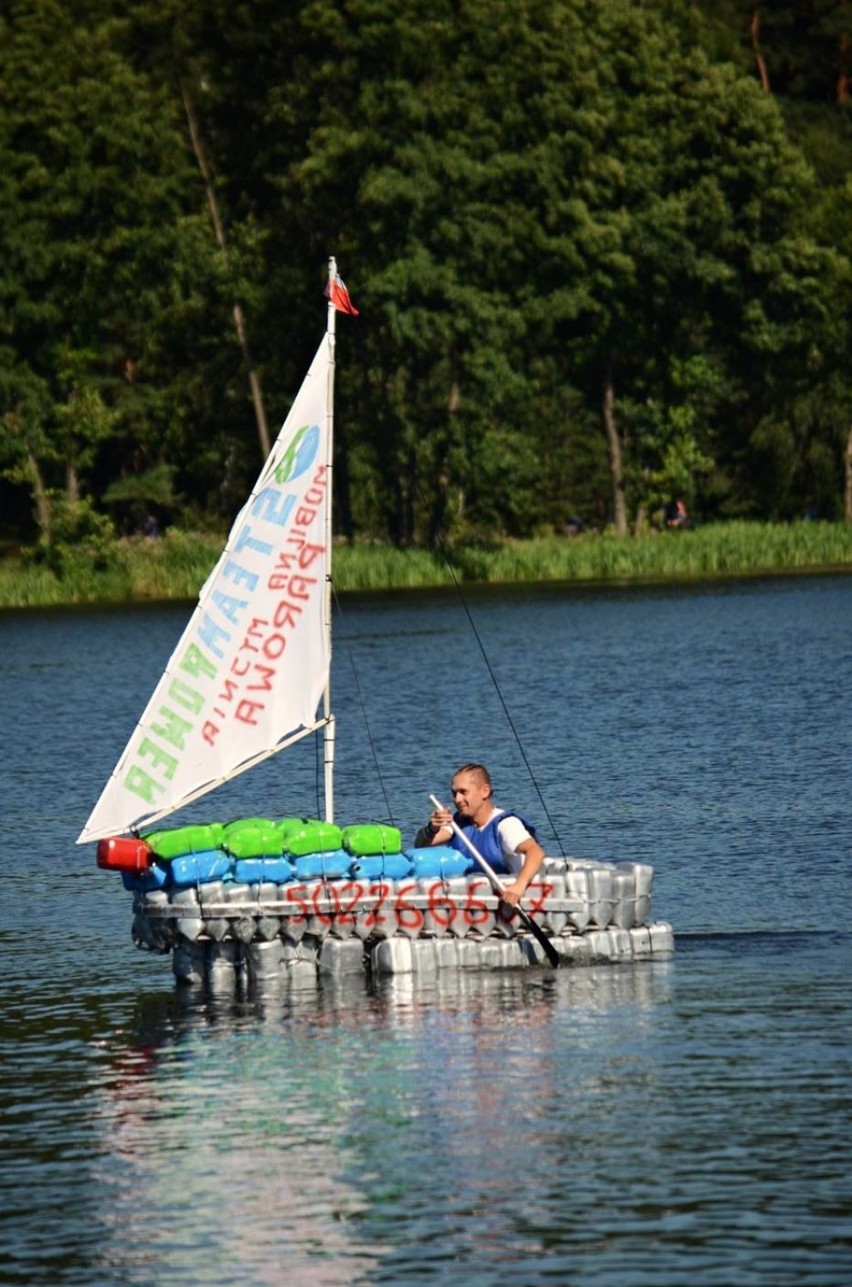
{"left": 78, "top": 333, "right": 333, "bottom": 844}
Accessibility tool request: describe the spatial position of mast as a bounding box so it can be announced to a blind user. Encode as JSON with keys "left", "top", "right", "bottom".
{"left": 323, "top": 257, "right": 337, "bottom": 822}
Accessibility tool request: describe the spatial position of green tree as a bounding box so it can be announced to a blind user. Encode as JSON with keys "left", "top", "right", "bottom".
{"left": 2, "top": 0, "right": 850, "bottom": 548}
{"left": 0, "top": 0, "right": 207, "bottom": 541}
{"left": 275, "top": 0, "right": 848, "bottom": 536}
{"left": 529, "top": 7, "right": 845, "bottom": 530}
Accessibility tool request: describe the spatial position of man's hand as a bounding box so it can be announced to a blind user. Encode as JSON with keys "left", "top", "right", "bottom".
{"left": 499, "top": 880, "right": 525, "bottom": 908}
{"left": 429, "top": 805, "right": 452, "bottom": 833}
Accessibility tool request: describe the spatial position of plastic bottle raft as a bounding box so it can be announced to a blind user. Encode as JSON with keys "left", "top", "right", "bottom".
{"left": 98, "top": 816, "right": 674, "bottom": 986}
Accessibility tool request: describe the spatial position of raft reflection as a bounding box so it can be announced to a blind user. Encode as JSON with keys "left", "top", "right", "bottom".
{"left": 90, "top": 964, "right": 672, "bottom": 1284}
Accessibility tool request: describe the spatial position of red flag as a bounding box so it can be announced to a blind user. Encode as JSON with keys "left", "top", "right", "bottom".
{"left": 325, "top": 270, "right": 359, "bottom": 316}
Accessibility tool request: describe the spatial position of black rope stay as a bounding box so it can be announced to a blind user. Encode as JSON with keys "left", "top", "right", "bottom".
{"left": 433, "top": 539, "right": 567, "bottom": 858}
{"left": 325, "top": 583, "right": 397, "bottom": 828}
{"left": 318, "top": 545, "right": 567, "bottom": 857}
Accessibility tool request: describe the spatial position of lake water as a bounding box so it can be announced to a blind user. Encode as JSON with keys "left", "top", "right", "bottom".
{"left": 2, "top": 574, "right": 851, "bottom": 1285}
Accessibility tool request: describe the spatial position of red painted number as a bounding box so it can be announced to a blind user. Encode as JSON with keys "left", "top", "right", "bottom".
{"left": 363, "top": 881, "right": 391, "bottom": 927}
{"left": 336, "top": 880, "right": 364, "bottom": 928}
{"left": 394, "top": 883, "right": 424, "bottom": 932}
{"left": 525, "top": 881, "right": 553, "bottom": 915}
{"left": 427, "top": 880, "right": 457, "bottom": 929}
{"left": 311, "top": 881, "right": 339, "bottom": 926}
{"left": 285, "top": 883, "right": 309, "bottom": 923}
{"left": 464, "top": 879, "right": 491, "bottom": 927}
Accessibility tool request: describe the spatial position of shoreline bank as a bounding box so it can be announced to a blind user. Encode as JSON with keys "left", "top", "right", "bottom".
{"left": 1, "top": 520, "right": 851, "bottom": 610}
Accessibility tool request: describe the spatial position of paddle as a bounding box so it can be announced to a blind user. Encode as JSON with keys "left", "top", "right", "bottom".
{"left": 428, "top": 794, "right": 560, "bottom": 968}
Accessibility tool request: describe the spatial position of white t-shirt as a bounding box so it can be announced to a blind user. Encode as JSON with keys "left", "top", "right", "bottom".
{"left": 484, "top": 808, "right": 533, "bottom": 874}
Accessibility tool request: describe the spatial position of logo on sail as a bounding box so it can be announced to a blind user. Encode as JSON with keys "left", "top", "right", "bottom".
{"left": 274, "top": 423, "right": 320, "bottom": 485}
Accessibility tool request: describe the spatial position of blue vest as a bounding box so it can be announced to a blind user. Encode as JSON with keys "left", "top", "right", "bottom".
{"left": 449, "top": 809, "right": 537, "bottom": 875}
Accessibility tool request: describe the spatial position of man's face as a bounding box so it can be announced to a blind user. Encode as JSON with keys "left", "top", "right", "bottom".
{"left": 451, "top": 771, "right": 490, "bottom": 821}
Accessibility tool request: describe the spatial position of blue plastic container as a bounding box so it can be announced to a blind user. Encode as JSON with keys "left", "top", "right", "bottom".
{"left": 169, "top": 849, "right": 234, "bottom": 887}
{"left": 407, "top": 847, "right": 473, "bottom": 879}
{"left": 121, "top": 863, "right": 170, "bottom": 892}
{"left": 233, "top": 856, "right": 295, "bottom": 884}
{"left": 349, "top": 853, "right": 413, "bottom": 880}
{"left": 293, "top": 849, "right": 351, "bottom": 881}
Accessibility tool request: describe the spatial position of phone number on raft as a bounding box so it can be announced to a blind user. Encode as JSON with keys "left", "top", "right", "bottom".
{"left": 269, "top": 878, "right": 556, "bottom": 930}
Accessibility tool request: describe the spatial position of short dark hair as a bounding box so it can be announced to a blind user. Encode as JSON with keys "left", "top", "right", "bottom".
{"left": 453, "top": 763, "right": 491, "bottom": 790}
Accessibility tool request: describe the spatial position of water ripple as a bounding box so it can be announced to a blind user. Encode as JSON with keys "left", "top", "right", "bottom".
{"left": 2, "top": 579, "right": 852, "bottom": 1285}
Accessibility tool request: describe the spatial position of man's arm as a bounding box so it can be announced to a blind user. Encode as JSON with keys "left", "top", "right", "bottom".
{"left": 414, "top": 807, "right": 452, "bottom": 848}
{"left": 500, "top": 837, "right": 545, "bottom": 907}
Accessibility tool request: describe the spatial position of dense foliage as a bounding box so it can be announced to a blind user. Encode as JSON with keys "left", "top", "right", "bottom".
{"left": 1, "top": 0, "right": 851, "bottom": 550}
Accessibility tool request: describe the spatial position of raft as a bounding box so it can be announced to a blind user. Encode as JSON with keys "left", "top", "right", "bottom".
{"left": 81, "top": 304, "right": 674, "bottom": 984}
{"left": 107, "top": 820, "right": 673, "bottom": 985}
{"left": 81, "top": 299, "right": 674, "bottom": 986}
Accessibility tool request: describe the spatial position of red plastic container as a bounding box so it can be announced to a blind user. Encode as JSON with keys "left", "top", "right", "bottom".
{"left": 97, "top": 836, "right": 153, "bottom": 872}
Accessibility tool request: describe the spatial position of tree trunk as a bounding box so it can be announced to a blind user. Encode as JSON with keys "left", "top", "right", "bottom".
{"left": 602, "top": 367, "right": 628, "bottom": 537}
{"left": 839, "top": 33, "right": 850, "bottom": 103}
{"left": 27, "top": 450, "right": 51, "bottom": 541}
{"left": 844, "top": 425, "right": 852, "bottom": 523}
{"left": 181, "top": 84, "right": 271, "bottom": 461}
{"left": 395, "top": 449, "right": 417, "bottom": 546}
{"left": 66, "top": 461, "right": 79, "bottom": 505}
{"left": 427, "top": 381, "right": 460, "bottom": 547}
{"left": 750, "top": 11, "right": 771, "bottom": 92}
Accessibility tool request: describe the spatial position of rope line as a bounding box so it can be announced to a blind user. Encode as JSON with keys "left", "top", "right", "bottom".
{"left": 435, "top": 540, "right": 567, "bottom": 857}
{"left": 331, "top": 586, "right": 396, "bottom": 827}
{"left": 322, "top": 550, "right": 565, "bottom": 852}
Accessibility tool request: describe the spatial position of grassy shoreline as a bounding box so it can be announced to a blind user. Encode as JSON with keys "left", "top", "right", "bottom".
{"left": 1, "top": 521, "right": 851, "bottom": 609}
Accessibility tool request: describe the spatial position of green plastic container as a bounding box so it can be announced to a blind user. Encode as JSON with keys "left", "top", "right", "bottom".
{"left": 224, "top": 823, "right": 285, "bottom": 859}
{"left": 224, "top": 816, "right": 274, "bottom": 836}
{"left": 142, "top": 822, "right": 225, "bottom": 861}
{"left": 341, "top": 823, "right": 402, "bottom": 856}
{"left": 273, "top": 817, "right": 307, "bottom": 844}
{"left": 284, "top": 819, "right": 343, "bottom": 857}
{"left": 222, "top": 816, "right": 306, "bottom": 857}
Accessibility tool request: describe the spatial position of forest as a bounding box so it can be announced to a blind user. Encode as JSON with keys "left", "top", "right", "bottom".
{"left": 1, "top": 0, "right": 851, "bottom": 557}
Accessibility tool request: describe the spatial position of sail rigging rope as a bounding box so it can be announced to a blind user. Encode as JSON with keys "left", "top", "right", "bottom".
{"left": 325, "top": 585, "right": 397, "bottom": 828}
{"left": 433, "top": 540, "right": 567, "bottom": 857}
{"left": 318, "top": 563, "right": 565, "bottom": 853}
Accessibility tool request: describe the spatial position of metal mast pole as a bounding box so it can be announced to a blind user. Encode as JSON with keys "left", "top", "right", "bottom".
{"left": 322, "top": 257, "right": 337, "bottom": 822}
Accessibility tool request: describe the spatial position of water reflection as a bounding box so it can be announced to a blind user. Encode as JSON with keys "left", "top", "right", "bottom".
{"left": 87, "top": 965, "right": 673, "bottom": 1285}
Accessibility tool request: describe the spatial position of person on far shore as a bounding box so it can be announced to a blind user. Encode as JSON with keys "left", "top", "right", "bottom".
{"left": 416, "top": 762, "right": 544, "bottom": 907}
{"left": 665, "top": 497, "right": 689, "bottom": 529}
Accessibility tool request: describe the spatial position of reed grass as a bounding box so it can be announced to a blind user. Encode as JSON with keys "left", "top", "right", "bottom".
{"left": 0, "top": 521, "right": 850, "bottom": 609}
{"left": 0, "top": 530, "right": 222, "bottom": 609}
{"left": 333, "top": 544, "right": 448, "bottom": 589}
{"left": 446, "top": 521, "right": 852, "bottom": 585}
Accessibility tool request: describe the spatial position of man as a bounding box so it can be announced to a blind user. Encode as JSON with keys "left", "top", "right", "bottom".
{"left": 415, "top": 763, "right": 544, "bottom": 907}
